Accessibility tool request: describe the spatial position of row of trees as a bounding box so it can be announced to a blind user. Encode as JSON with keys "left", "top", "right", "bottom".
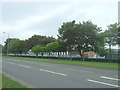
{"left": 2, "top": 35, "right": 56, "bottom": 55}
{"left": 2, "top": 20, "right": 118, "bottom": 58}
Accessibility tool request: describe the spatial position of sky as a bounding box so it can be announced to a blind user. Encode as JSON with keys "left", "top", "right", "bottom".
{"left": 0, "top": 0, "right": 119, "bottom": 49}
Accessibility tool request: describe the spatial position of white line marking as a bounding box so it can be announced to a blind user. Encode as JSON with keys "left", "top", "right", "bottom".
{"left": 19, "top": 64, "right": 32, "bottom": 68}
{"left": 87, "top": 79, "right": 120, "bottom": 87}
{"left": 7, "top": 62, "right": 15, "bottom": 64}
{"left": 40, "top": 69, "right": 67, "bottom": 76}
{"left": 101, "top": 76, "right": 120, "bottom": 81}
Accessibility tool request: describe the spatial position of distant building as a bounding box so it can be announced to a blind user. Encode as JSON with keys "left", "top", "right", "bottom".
{"left": 83, "top": 52, "right": 96, "bottom": 57}
{"left": 69, "top": 51, "right": 97, "bottom": 58}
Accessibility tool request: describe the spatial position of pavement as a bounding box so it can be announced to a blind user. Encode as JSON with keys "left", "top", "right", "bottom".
{"left": 2, "top": 57, "right": 120, "bottom": 88}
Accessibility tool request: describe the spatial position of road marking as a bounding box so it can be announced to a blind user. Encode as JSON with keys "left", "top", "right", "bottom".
{"left": 87, "top": 79, "right": 120, "bottom": 87}
{"left": 40, "top": 69, "right": 67, "bottom": 77}
{"left": 19, "top": 64, "right": 32, "bottom": 68}
{"left": 101, "top": 76, "right": 120, "bottom": 81}
{"left": 7, "top": 62, "right": 15, "bottom": 64}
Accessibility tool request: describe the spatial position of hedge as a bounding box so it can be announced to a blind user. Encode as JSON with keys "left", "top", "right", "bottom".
{"left": 8, "top": 55, "right": 119, "bottom": 63}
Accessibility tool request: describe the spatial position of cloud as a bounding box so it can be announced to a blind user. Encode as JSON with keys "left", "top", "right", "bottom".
{"left": 1, "top": 3, "right": 72, "bottom": 30}
{"left": 0, "top": 1, "right": 118, "bottom": 45}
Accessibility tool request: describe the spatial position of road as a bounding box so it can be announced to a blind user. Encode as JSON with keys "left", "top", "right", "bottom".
{"left": 2, "top": 57, "right": 119, "bottom": 88}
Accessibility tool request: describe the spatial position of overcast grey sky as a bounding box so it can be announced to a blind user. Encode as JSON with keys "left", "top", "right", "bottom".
{"left": 0, "top": 0, "right": 119, "bottom": 48}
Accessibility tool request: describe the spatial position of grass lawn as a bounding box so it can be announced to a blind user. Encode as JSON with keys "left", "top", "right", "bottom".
{"left": 1, "top": 73, "right": 27, "bottom": 88}
{"left": 5, "top": 56, "right": 119, "bottom": 69}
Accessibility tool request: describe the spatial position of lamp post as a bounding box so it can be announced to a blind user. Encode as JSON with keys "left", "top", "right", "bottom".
{"left": 3, "top": 32, "right": 9, "bottom": 55}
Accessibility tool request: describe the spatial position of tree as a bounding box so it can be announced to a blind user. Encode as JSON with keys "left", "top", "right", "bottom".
{"left": 58, "top": 20, "right": 77, "bottom": 59}
{"left": 102, "top": 23, "right": 118, "bottom": 59}
{"left": 27, "top": 35, "right": 56, "bottom": 49}
{"left": 20, "top": 40, "right": 29, "bottom": 54}
{"left": 94, "top": 33, "right": 106, "bottom": 56}
{"left": 7, "top": 38, "right": 22, "bottom": 55}
{"left": 2, "top": 38, "right": 12, "bottom": 55}
{"left": 31, "top": 45, "right": 45, "bottom": 57}
{"left": 75, "top": 21, "right": 102, "bottom": 58}
{"left": 46, "top": 42, "right": 61, "bottom": 57}
{"left": 58, "top": 20, "right": 102, "bottom": 59}
{"left": 103, "top": 23, "right": 118, "bottom": 45}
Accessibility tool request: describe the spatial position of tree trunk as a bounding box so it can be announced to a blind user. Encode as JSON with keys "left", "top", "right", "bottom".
{"left": 49, "top": 52, "right": 50, "bottom": 56}
{"left": 109, "top": 44, "right": 112, "bottom": 62}
{"left": 41, "top": 52, "right": 44, "bottom": 57}
{"left": 70, "top": 52, "right": 72, "bottom": 60}
{"left": 58, "top": 52, "right": 60, "bottom": 57}
{"left": 77, "top": 45, "right": 82, "bottom": 57}
{"left": 82, "top": 50, "right": 85, "bottom": 61}
{"left": 78, "top": 50, "right": 82, "bottom": 58}
{"left": 65, "top": 52, "right": 67, "bottom": 56}
{"left": 36, "top": 53, "right": 38, "bottom": 58}
{"left": 63, "top": 52, "right": 64, "bottom": 56}
{"left": 58, "top": 52, "right": 60, "bottom": 60}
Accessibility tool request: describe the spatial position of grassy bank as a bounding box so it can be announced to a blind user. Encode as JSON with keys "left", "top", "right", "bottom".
{"left": 4, "top": 56, "right": 119, "bottom": 69}
{"left": 1, "top": 74, "right": 27, "bottom": 88}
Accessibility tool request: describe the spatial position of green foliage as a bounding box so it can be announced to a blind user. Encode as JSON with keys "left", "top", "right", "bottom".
{"left": 103, "top": 23, "right": 118, "bottom": 46}
{"left": 58, "top": 20, "right": 102, "bottom": 57}
{"left": 7, "top": 38, "right": 21, "bottom": 55}
{"left": 2, "top": 21, "right": 118, "bottom": 58}
{"left": 46, "top": 42, "right": 60, "bottom": 52}
{"left": 31, "top": 45, "right": 45, "bottom": 57}
{"left": 28, "top": 35, "right": 56, "bottom": 49}
{"left": 3, "top": 35, "right": 56, "bottom": 55}
{"left": 20, "top": 40, "right": 29, "bottom": 54}
{"left": 2, "top": 38, "right": 12, "bottom": 55}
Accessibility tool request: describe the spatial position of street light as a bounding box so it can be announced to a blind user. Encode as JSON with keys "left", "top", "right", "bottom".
{"left": 3, "top": 32, "right": 10, "bottom": 55}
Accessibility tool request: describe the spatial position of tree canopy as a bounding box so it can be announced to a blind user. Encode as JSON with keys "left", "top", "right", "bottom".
{"left": 102, "top": 23, "right": 118, "bottom": 46}
{"left": 31, "top": 45, "right": 45, "bottom": 57}
{"left": 2, "top": 20, "right": 117, "bottom": 58}
{"left": 7, "top": 38, "right": 21, "bottom": 55}
{"left": 58, "top": 20, "right": 103, "bottom": 57}
{"left": 27, "top": 35, "right": 56, "bottom": 49}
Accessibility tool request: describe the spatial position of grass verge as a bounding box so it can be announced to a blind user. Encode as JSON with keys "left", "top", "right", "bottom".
{"left": 4, "top": 56, "right": 119, "bottom": 69}
{"left": 1, "top": 73, "right": 27, "bottom": 88}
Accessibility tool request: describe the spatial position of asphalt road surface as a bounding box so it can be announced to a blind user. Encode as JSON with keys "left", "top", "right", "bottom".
{"left": 2, "top": 57, "right": 119, "bottom": 88}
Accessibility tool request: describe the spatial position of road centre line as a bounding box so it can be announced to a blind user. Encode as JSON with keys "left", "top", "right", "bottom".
{"left": 100, "top": 76, "right": 120, "bottom": 81}
{"left": 19, "top": 64, "right": 32, "bottom": 68}
{"left": 87, "top": 79, "right": 120, "bottom": 87}
{"left": 40, "top": 69, "right": 67, "bottom": 77}
{"left": 7, "top": 62, "right": 15, "bottom": 64}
